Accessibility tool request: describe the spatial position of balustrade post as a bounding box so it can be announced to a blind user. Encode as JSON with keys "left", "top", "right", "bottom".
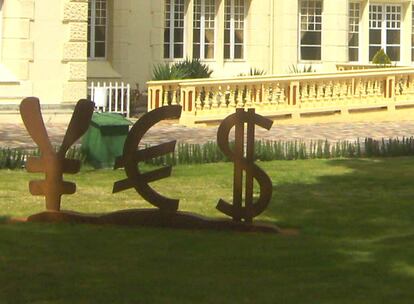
{"left": 386, "top": 76, "right": 396, "bottom": 111}
{"left": 289, "top": 81, "right": 300, "bottom": 107}
{"left": 147, "top": 85, "right": 163, "bottom": 111}
{"left": 180, "top": 86, "right": 197, "bottom": 125}
{"left": 289, "top": 81, "right": 300, "bottom": 119}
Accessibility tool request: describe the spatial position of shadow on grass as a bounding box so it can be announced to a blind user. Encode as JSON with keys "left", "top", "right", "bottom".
{"left": 258, "top": 157, "right": 414, "bottom": 302}
{"left": 0, "top": 216, "right": 10, "bottom": 224}
{"left": 1, "top": 158, "right": 414, "bottom": 303}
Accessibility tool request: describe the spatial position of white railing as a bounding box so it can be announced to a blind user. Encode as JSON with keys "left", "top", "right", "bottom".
{"left": 147, "top": 67, "right": 414, "bottom": 125}
{"left": 88, "top": 82, "right": 130, "bottom": 117}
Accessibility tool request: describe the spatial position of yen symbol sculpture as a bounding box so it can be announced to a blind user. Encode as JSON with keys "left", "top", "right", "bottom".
{"left": 20, "top": 97, "right": 94, "bottom": 211}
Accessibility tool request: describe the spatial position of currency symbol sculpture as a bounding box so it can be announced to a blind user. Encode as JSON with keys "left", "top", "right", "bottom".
{"left": 113, "top": 105, "right": 182, "bottom": 212}
{"left": 20, "top": 97, "right": 94, "bottom": 211}
{"left": 217, "top": 108, "right": 273, "bottom": 223}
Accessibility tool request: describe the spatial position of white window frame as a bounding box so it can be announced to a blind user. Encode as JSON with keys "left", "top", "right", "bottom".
{"left": 412, "top": 4, "right": 414, "bottom": 62}
{"left": 224, "top": 0, "right": 246, "bottom": 61}
{"left": 193, "top": 0, "right": 216, "bottom": 60}
{"left": 348, "top": 2, "right": 360, "bottom": 62}
{"left": 164, "top": 0, "right": 185, "bottom": 59}
{"left": 88, "top": 0, "right": 108, "bottom": 60}
{"left": 369, "top": 4, "right": 402, "bottom": 62}
{"left": 299, "top": 0, "right": 323, "bottom": 62}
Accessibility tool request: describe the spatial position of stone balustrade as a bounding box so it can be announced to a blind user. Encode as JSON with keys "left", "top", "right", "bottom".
{"left": 147, "top": 67, "right": 414, "bottom": 125}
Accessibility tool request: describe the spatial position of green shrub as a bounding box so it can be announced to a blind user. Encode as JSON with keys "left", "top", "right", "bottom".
{"left": 372, "top": 49, "right": 392, "bottom": 66}
{"left": 0, "top": 146, "right": 85, "bottom": 170}
{"left": 238, "top": 68, "right": 267, "bottom": 77}
{"left": 174, "top": 58, "right": 213, "bottom": 79}
{"left": 151, "top": 58, "right": 213, "bottom": 81}
{"left": 152, "top": 63, "right": 187, "bottom": 81}
{"left": 289, "top": 64, "right": 315, "bottom": 74}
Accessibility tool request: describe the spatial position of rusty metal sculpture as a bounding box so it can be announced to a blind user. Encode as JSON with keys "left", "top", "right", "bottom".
{"left": 113, "top": 105, "right": 182, "bottom": 212}
{"left": 19, "top": 103, "right": 284, "bottom": 234}
{"left": 20, "top": 97, "right": 94, "bottom": 211}
{"left": 217, "top": 108, "right": 273, "bottom": 223}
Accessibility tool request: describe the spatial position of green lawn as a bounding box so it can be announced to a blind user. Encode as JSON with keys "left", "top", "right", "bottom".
{"left": 1, "top": 158, "right": 414, "bottom": 303}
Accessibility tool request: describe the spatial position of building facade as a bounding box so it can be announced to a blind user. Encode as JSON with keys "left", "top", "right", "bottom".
{"left": 3, "top": 0, "right": 414, "bottom": 106}
{"left": 0, "top": 0, "right": 87, "bottom": 106}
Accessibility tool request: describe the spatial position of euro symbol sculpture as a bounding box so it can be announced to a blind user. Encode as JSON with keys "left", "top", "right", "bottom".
{"left": 20, "top": 97, "right": 94, "bottom": 211}
{"left": 217, "top": 108, "right": 273, "bottom": 223}
{"left": 113, "top": 105, "right": 182, "bottom": 212}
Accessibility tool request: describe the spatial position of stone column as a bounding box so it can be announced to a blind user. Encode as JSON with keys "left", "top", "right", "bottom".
{"left": 62, "top": 0, "right": 88, "bottom": 103}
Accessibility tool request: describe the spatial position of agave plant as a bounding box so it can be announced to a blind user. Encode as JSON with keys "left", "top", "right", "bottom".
{"left": 288, "top": 64, "right": 315, "bottom": 74}
{"left": 238, "top": 67, "right": 266, "bottom": 77}
{"left": 174, "top": 58, "right": 213, "bottom": 79}
{"left": 151, "top": 58, "right": 213, "bottom": 81}
{"left": 151, "top": 63, "right": 187, "bottom": 81}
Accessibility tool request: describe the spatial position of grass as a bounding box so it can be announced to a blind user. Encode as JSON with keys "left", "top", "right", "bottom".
{"left": 1, "top": 158, "right": 414, "bottom": 303}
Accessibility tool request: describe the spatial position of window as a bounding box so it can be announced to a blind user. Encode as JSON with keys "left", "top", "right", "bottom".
{"left": 193, "top": 0, "right": 216, "bottom": 59}
{"left": 412, "top": 5, "right": 414, "bottom": 61}
{"left": 224, "top": 0, "right": 245, "bottom": 60}
{"left": 299, "top": 0, "right": 322, "bottom": 61}
{"left": 88, "top": 0, "right": 108, "bottom": 59}
{"left": 369, "top": 4, "right": 401, "bottom": 61}
{"left": 164, "top": 0, "right": 185, "bottom": 59}
{"left": 349, "top": 2, "right": 360, "bottom": 62}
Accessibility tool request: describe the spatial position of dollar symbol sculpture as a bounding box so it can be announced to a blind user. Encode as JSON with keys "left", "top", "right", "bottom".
{"left": 113, "top": 105, "right": 182, "bottom": 212}
{"left": 20, "top": 97, "right": 94, "bottom": 212}
{"left": 217, "top": 108, "right": 273, "bottom": 223}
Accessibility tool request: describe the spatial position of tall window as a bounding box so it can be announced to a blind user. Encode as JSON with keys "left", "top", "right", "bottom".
{"left": 224, "top": 0, "right": 245, "bottom": 60}
{"left": 369, "top": 4, "right": 401, "bottom": 61}
{"left": 349, "top": 2, "right": 360, "bottom": 62}
{"left": 412, "top": 5, "right": 414, "bottom": 61}
{"left": 193, "top": 0, "right": 216, "bottom": 59}
{"left": 88, "top": 0, "right": 107, "bottom": 59}
{"left": 164, "top": 0, "right": 185, "bottom": 59}
{"left": 300, "top": 0, "right": 322, "bottom": 61}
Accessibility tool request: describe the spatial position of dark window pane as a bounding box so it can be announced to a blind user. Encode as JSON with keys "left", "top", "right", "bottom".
{"left": 301, "top": 31, "right": 321, "bottom": 45}
{"left": 349, "top": 48, "right": 358, "bottom": 61}
{"left": 174, "top": 44, "right": 183, "bottom": 58}
{"left": 369, "top": 29, "right": 381, "bottom": 44}
{"left": 193, "top": 29, "right": 200, "bottom": 43}
{"left": 224, "top": 30, "right": 230, "bottom": 44}
{"left": 369, "top": 46, "right": 381, "bottom": 60}
{"left": 95, "top": 42, "right": 106, "bottom": 57}
{"left": 164, "top": 44, "right": 170, "bottom": 58}
{"left": 235, "top": 45, "right": 243, "bottom": 59}
{"left": 301, "top": 46, "right": 321, "bottom": 60}
{"left": 164, "top": 29, "right": 170, "bottom": 43}
{"left": 349, "top": 33, "right": 358, "bottom": 47}
{"left": 174, "top": 29, "right": 184, "bottom": 43}
{"left": 387, "top": 29, "right": 400, "bottom": 44}
{"left": 386, "top": 46, "right": 400, "bottom": 61}
{"left": 224, "top": 45, "right": 230, "bottom": 59}
{"left": 95, "top": 26, "right": 106, "bottom": 41}
{"left": 412, "top": 49, "right": 414, "bottom": 62}
{"left": 193, "top": 44, "right": 200, "bottom": 58}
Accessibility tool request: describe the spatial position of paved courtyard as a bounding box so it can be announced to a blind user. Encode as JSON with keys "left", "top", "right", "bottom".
{"left": 2, "top": 119, "right": 414, "bottom": 148}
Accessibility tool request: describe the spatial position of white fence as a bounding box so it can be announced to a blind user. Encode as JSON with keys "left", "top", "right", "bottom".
{"left": 88, "top": 82, "right": 130, "bottom": 117}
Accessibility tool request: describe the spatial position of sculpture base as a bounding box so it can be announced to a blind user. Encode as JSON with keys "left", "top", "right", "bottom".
{"left": 24, "top": 209, "right": 294, "bottom": 234}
